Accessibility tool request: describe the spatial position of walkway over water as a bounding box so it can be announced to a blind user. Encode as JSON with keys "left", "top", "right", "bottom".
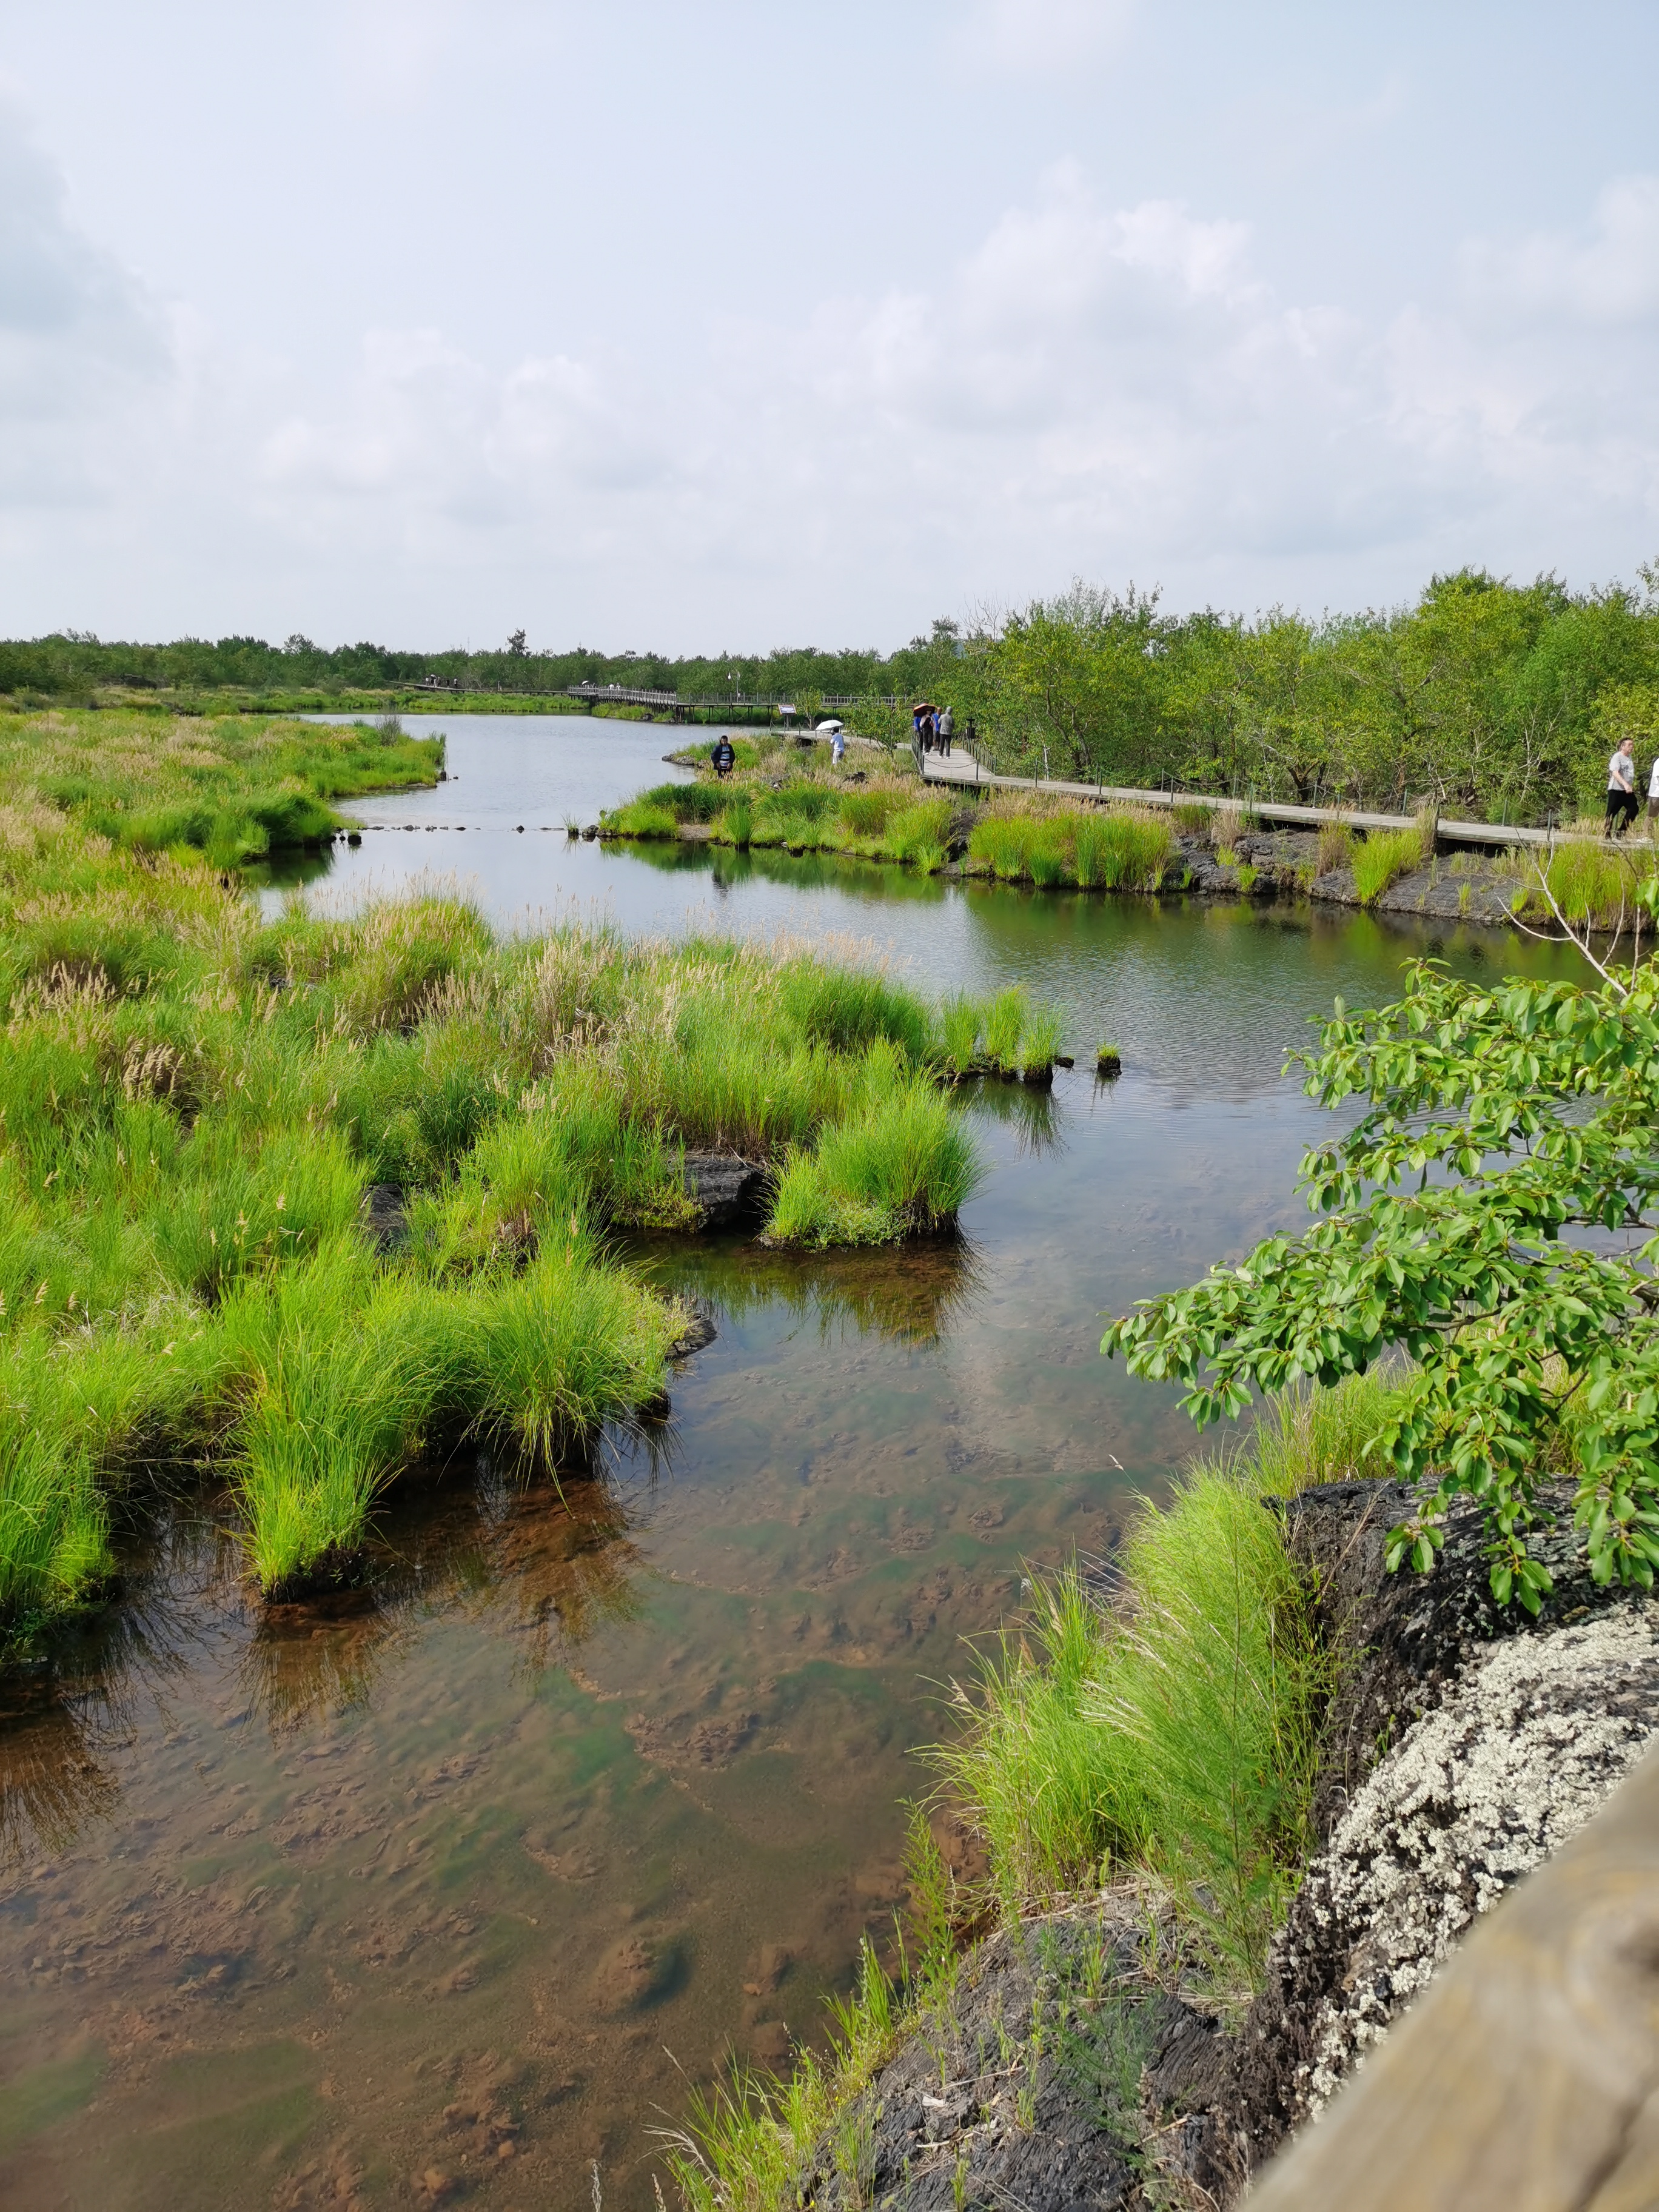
{"left": 918, "top": 745, "right": 1555, "bottom": 851}
{"left": 565, "top": 682, "right": 897, "bottom": 722}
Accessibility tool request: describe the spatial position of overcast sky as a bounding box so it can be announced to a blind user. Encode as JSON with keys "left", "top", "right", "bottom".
{"left": 5, "top": 0, "right": 1659, "bottom": 651}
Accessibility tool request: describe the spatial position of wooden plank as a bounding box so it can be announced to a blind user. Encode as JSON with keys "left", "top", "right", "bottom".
{"left": 919, "top": 753, "right": 1557, "bottom": 848}
{"left": 1248, "top": 1743, "right": 1659, "bottom": 2212}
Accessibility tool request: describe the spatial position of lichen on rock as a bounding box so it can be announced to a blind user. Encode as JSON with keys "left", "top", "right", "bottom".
{"left": 1293, "top": 1606, "right": 1659, "bottom": 2115}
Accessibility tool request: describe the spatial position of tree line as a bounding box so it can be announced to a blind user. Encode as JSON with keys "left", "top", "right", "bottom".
{"left": 10, "top": 565, "right": 1659, "bottom": 822}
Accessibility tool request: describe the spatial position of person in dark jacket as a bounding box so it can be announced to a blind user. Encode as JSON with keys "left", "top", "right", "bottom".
{"left": 712, "top": 736, "right": 736, "bottom": 777}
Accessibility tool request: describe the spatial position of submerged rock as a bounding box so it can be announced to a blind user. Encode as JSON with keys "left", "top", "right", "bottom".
{"left": 669, "top": 1308, "right": 718, "bottom": 1357}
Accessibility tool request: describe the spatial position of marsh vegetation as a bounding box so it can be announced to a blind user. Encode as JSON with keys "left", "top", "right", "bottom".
{"left": 0, "top": 712, "right": 1028, "bottom": 1636}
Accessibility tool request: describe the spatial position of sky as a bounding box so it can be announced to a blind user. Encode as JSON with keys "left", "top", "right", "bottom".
{"left": 4, "top": 0, "right": 1659, "bottom": 652}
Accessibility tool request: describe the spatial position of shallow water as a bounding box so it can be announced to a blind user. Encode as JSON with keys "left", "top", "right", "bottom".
{"left": 1, "top": 719, "right": 1584, "bottom": 2208}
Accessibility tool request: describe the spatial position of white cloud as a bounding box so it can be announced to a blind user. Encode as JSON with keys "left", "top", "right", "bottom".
{"left": 1465, "top": 175, "right": 1659, "bottom": 326}
{"left": 4, "top": 97, "right": 1659, "bottom": 640}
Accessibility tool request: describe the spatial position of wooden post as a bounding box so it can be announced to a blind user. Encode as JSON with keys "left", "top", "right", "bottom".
{"left": 1249, "top": 1744, "right": 1659, "bottom": 2212}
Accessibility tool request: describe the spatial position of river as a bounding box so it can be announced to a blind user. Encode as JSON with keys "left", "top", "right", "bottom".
{"left": 0, "top": 716, "right": 1582, "bottom": 2210}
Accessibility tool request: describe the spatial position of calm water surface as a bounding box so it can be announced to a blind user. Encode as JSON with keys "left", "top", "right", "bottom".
{"left": 1, "top": 719, "right": 1583, "bottom": 2208}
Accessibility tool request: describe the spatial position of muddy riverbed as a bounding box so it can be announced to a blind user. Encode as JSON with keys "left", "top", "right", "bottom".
{"left": 0, "top": 719, "right": 1586, "bottom": 2210}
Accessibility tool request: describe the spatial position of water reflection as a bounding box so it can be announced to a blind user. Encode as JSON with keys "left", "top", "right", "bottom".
{"left": 959, "top": 1075, "right": 1065, "bottom": 1156}
{"left": 640, "top": 1233, "right": 988, "bottom": 1349}
{"left": 245, "top": 1468, "right": 651, "bottom": 1733}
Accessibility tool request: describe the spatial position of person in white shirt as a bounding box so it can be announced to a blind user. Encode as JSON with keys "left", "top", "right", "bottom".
{"left": 1606, "top": 736, "right": 1638, "bottom": 838}
{"left": 1646, "top": 751, "right": 1659, "bottom": 837}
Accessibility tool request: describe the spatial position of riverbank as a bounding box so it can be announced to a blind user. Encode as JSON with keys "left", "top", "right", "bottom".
{"left": 672, "top": 1436, "right": 1659, "bottom": 2210}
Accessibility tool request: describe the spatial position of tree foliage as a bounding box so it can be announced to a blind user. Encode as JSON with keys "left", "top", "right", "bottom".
{"left": 967, "top": 565, "right": 1659, "bottom": 822}
{"left": 1103, "top": 924, "right": 1659, "bottom": 1610}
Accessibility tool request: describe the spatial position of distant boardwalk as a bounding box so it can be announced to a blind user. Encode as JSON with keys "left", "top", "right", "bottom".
{"left": 565, "top": 682, "right": 896, "bottom": 724}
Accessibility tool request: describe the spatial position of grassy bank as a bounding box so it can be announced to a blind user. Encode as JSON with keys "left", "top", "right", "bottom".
{"left": 0, "top": 706, "right": 443, "bottom": 865}
{"left": 1511, "top": 833, "right": 1659, "bottom": 931}
{"left": 605, "top": 754, "right": 1178, "bottom": 892}
{"left": 0, "top": 711, "right": 1011, "bottom": 1633}
{"left": 665, "top": 1371, "right": 1402, "bottom": 2208}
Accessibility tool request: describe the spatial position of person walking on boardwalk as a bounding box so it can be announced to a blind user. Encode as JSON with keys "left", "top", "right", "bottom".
{"left": 937, "top": 705, "right": 953, "bottom": 757}
{"left": 1606, "top": 735, "right": 1638, "bottom": 837}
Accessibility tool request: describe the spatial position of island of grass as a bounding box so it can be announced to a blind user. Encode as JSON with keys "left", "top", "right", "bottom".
{"left": 603, "top": 741, "right": 1180, "bottom": 891}
{"left": 0, "top": 710, "right": 1070, "bottom": 1639}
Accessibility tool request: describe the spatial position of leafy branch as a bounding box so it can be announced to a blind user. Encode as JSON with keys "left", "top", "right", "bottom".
{"left": 1102, "top": 957, "right": 1659, "bottom": 1607}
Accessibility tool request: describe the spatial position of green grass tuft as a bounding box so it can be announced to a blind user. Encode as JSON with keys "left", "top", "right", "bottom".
{"left": 1350, "top": 826, "right": 1426, "bottom": 904}
{"left": 765, "top": 1074, "right": 982, "bottom": 1247}
{"left": 931, "top": 1373, "right": 1406, "bottom": 1988}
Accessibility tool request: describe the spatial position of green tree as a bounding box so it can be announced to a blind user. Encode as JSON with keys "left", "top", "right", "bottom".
{"left": 1104, "top": 924, "right": 1659, "bottom": 1610}
{"left": 988, "top": 583, "right": 1167, "bottom": 785}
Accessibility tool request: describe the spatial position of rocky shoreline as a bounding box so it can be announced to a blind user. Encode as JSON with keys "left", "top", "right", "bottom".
{"left": 793, "top": 1480, "right": 1658, "bottom": 2210}
{"left": 1170, "top": 825, "right": 1526, "bottom": 926}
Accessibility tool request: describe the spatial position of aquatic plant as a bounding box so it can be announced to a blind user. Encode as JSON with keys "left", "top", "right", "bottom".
{"left": 465, "top": 1248, "right": 679, "bottom": 1465}
{"left": 882, "top": 797, "right": 954, "bottom": 868}
{"left": 836, "top": 788, "right": 900, "bottom": 839}
{"left": 765, "top": 1076, "right": 982, "bottom": 1247}
{"left": 981, "top": 987, "right": 1028, "bottom": 1074}
{"left": 1515, "top": 837, "right": 1659, "bottom": 931}
{"left": 0, "top": 707, "right": 441, "bottom": 864}
{"left": 0, "top": 724, "right": 1049, "bottom": 1621}
{"left": 938, "top": 994, "right": 984, "bottom": 1078}
{"left": 963, "top": 805, "right": 1173, "bottom": 892}
{"left": 603, "top": 798, "right": 680, "bottom": 839}
{"left": 1019, "top": 1004, "right": 1063, "bottom": 1081}
{"left": 661, "top": 1934, "right": 902, "bottom": 2212}
{"left": 1316, "top": 818, "right": 1355, "bottom": 876}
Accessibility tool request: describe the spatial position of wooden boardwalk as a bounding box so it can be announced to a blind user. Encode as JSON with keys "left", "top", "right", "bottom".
{"left": 565, "top": 683, "right": 897, "bottom": 722}
{"left": 917, "top": 746, "right": 1555, "bottom": 851}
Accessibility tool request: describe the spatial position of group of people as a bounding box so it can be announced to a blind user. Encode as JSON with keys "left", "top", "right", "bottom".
{"left": 913, "top": 702, "right": 956, "bottom": 754}
{"left": 1604, "top": 736, "right": 1659, "bottom": 836}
